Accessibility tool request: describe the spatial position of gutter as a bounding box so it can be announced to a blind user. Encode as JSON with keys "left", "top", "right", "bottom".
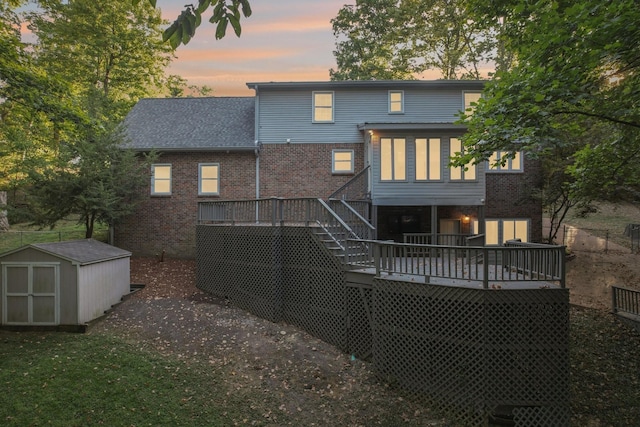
{"left": 128, "top": 146, "right": 257, "bottom": 153}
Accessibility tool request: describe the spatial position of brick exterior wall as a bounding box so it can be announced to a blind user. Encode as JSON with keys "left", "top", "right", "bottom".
{"left": 485, "top": 155, "right": 544, "bottom": 242}
{"left": 116, "top": 145, "right": 542, "bottom": 257}
{"left": 115, "top": 144, "right": 366, "bottom": 258}
{"left": 114, "top": 151, "right": 256, "bottom": 258}
{"left": 258, "top": 143, "right": 365, "bottom": 198}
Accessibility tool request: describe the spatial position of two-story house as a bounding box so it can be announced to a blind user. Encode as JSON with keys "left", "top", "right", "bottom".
{"left": 116, "top": 80, "right": 541, "bottom": 258}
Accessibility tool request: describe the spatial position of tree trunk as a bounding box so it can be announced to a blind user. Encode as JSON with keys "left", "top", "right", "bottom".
{"left": 0, "top": 191, "right": 9, "bottom": 231}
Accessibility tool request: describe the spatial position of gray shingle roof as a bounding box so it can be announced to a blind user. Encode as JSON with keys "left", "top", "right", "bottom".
{"left": 124, "top": 97, "right": 255, "bottom": 151}
{"left": 31, "top": 239, "right": 131, "bottom": 265}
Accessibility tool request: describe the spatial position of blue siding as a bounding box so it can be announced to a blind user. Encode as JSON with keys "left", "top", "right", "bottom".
{"left": 255, "top": 86, "right": 475, "bottom": 144}
{"left": 371, "top": 134, "right": 486, "bottom": 206}
{"left": 254, "top": 81, "right": 486, "bottom": 206}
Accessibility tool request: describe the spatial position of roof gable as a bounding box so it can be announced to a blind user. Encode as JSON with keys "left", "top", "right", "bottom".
{"left": 124, "top": 97, "right": 255, "bottom": 151}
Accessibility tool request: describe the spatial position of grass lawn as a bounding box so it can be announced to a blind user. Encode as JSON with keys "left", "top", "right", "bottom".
{"left": 562, "top": 202, "right": 640, "bottom": 249}
{"left": 0, "top": 331, "right": 269, "bottom": 427}
{"left": 0, "top": 307, "right": 638, "bottom": 426}
{"left": 0, "top": 218, "right": 108, "bottom": 254}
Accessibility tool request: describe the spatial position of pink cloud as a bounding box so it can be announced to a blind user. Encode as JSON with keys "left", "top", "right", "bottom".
{"left": 173, "top": 47, "right": 298, "bottom": 63}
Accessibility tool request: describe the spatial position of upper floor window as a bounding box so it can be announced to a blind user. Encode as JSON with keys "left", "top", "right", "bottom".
{"left": 463, "top": 91, "right": 482, "bottom": 114}
{"left": 313, "top": 91, "right": 334, "bottom": 122}
{"left": 380, "top": 137, "right": 406, "bottom": 181}
{"left": 488, "top": 151, "right": 523, "bottom": 172}
{"left": 415, "top": 138, "right": 441, "bottom": 180}
{"left": 449, "top": 137, "right": 476, "bottom": 181}
{"left": 199, "top": 163, "right": 220, "bottom": 195}
{"left": 332, "top": 149, "right": 354, "bottom": 174}
{"left": 389, "top": 90, "right": 404, "bottom": 114}
{"left": 151, "top": 164, "right": 172, "bottom": 195}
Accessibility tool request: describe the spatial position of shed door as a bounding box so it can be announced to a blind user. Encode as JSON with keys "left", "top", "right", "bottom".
{"left": 2, "top": 264, "right": 59, "bottom": 325}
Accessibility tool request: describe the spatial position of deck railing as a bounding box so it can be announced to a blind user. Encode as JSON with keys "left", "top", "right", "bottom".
{"left": 198, "top": 197, "right": 322, "bottom": 225}
{"left": 328, "top": 199, "right": 375, "bottom": 240}
{"left": 348, "top": 240, "right": 566, "bottom": 289}
{"left": 403, "top": 232, "right": 475, "bottom": 246}
{"left": 612, "top": 286, "right": 640, "bottom": 318}
{"left": 199, "top": 199, "right": 565, "bottom": 288}
{"left": 198, "top": 197, "right": 370, "bottom": 256}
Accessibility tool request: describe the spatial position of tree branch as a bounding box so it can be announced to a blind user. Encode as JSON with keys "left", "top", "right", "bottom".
{"left": 552, "top": 109, "right": 640, "bottom": 129}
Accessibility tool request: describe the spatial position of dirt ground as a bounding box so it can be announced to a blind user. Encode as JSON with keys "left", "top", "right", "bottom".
{"left": 563, "top": 227, "right": 640, "bottom": 311}
{"left": 89, "top": 258, "right": 441, "bottom": 426}
{"left": 88, "top": 232, "right": 640, "bottom": 425}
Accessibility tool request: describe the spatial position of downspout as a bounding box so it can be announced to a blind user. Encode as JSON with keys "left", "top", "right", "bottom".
{"left": 253, "top": 86, "right": 261, "bottom": 222}
{"left": 255, "top": 140, "right": 261, "bottom": 223}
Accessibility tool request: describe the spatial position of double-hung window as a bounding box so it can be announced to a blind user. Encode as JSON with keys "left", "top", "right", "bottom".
{"left": 313, "top": 91, "right": 334, "bottom": 122}
{"left": 332, "top": 149, "right": 354, "bottom": 174}
{"left": 488, "top": 151, "right": 523, "bottom": 172}
{"left": 151, "top": 164, "right": 171, "bottom": 195}
{"left": 199, "top": 163, "right": 220, "bottom": 195}
{"left": 380, "top": 137, "right": 406, "bottom": 181}
{"left": 415, "top": 138, "right": 441, "bottom": 180}
{"left": 389, "top": 90, "right": 404, "bottom": 113}
{"left": 449, "top": 137, "right": 476, "bottom": 181}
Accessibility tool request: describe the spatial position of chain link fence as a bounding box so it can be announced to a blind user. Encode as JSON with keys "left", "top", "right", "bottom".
{"left": 545, "top": 223, "right": 637, "bottom": 254}
{"left": 0, "top": 229, "right": 109, "bottom": 253}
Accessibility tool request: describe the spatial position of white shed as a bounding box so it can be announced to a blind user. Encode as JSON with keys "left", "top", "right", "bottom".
{"left": 0, "top": 239, "right": 131, "bottom": 328}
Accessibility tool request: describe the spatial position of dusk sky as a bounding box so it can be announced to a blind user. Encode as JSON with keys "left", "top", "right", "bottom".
{"left": 157, "top": 0, "right": 348, "bottom": 96}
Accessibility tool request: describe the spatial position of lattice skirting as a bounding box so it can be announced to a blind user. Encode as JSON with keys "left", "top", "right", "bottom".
{"left": 372, "top": 278, "right": 570, "bottom": 426}
{"left": 196, "top": 225, "right": 347, "bottom": 350}
{"left": 197, "top": 225, "right": 570, "bottom": 426}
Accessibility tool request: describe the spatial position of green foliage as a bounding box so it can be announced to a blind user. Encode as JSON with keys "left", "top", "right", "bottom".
{"left": 0, "top": 0, "right": 175, "bottom": 234}
{"left": 157, "top": 0, "right": 252, "bottom": 49}
{"left": 164, "top": 74, "right": 214, "bottom": 98}
{"left": 29, "top": 0, "right": 172, "bottom": 121}
{"left": 27, "top": 127, "right": 157, "bottom": 238}
{"left": 459, "top": 0, "right": 640, "bottom": 206}
{"left": 0, "top": 4, "right": 87, "bottom": 194}
{"left": 330, "top": 0, "right": 498, "bottom": 80}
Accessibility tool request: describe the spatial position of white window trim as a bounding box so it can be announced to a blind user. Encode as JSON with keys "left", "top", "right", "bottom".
{"left": 380, "top": 137, "right": 407, "bottom": 182}
{"left": 474, "top": 218, "right": 530, "bottom": 245}
{"left": 151, "top": 164, "right": 172, "bottom": 196}
{"left": 388, "top": 90, "right": 404, "bottom": 114}
{"left": 487, "top": 151, "right": 524, "bottom": 173}
{"left": 198, "top": 163, "right": 220, "bottom": 196}
{"left": 312, "top": 91, "right": 334, "bottom": 123}
{"left": 415, "top": 137, "right": 442, "bottom": 181}
{"left": 332, "top": 149, "right": 354, "bottom": 175}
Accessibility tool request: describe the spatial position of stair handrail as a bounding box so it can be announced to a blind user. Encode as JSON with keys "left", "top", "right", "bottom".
{"left": 316, "top": 199, "right": 360, "bottom": 251}
{"left": 328, "top": 166, "right": 370, "bottom": 200}
{"left": 328, "top": 199, "right": 375, "bottom": 241}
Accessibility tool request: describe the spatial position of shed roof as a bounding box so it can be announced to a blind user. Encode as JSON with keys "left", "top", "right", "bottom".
{"left": 26, "top": 239, "right": 131, "bottom": 265}
{"left": 124, "top": 97, "right": 255, "bottom": 151}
